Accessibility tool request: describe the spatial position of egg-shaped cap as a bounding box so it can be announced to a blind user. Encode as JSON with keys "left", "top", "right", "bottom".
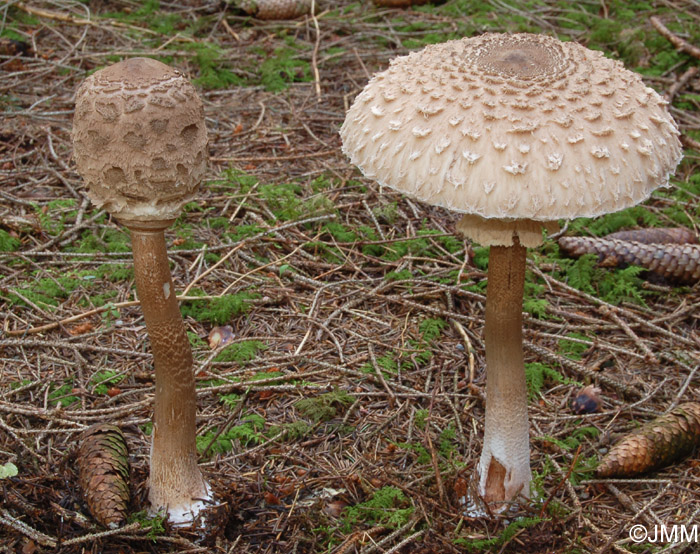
{"left": 72, "top": 57, "right": 208, "bottom": 224}
{"left": 340, "top": 33, "right": 682, "bottom": 245}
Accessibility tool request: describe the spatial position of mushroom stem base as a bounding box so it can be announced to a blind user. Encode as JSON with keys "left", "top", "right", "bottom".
{"left": 476, "top": 241, "right": 531, "bottom": 510}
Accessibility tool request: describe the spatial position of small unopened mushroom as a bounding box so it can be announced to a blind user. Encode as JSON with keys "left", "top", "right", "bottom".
{"left": 340, "top": 33, "right": 682, "bottom": 511}
{"left": 72, "top": 58, "right": 211, "bottom": 524}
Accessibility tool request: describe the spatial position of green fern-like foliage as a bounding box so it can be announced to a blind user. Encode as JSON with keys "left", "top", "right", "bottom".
{"left": 558, "top": 333, "right": 591, "bottom": 361}
{"left": 418, "top": 317, "right": 448, "bottom": 342}
{"left": 89, "top": 370, "right": 125, "bottom": 395}
{"left": 525, "top": 362, "right": 577, "bottom": 401}
{"left": 219, "top": 393, "right": 241, "bottom": 410}
{"left": 558, "top": 254, "right": 648, "bottom": 305}
{"left": 196, "top": 414, "right": 266, "bottom": 457}
{"left": 341, "top": 487, "right": 414, "bottom": 532}
{"left": 259, "top": 44, "right": 311, "bottom": 92}
{"left": 294, "top": 388, "right": 354, "bottom": 422}
{"left": 597, "top": 264, "right": 647, "bottom": 305}
{"left": 360, "top": 351, "right": 399, "bottom": 376}
{"left": 538, "top": 426, "right": 600, "bottom": 452}
{"left": 568, "top": 205, "right": 660, "bottom": 237}
{"left": 185, "top": 42, "right": 243, "bottom": 90}
{"left": 269, "top": 421, "right": 313, "bottom": 441}
{"left": 454, "top": 516, "right": 544, "bottom": 552}
{"left": 323, "top": 222, "right": 358, "bottom": 243}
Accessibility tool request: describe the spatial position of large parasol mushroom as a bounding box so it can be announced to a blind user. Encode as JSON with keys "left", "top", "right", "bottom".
{"left": 340, "top": 33, "right": 682, "bottom": 510}
{"left": 72, "top": 58, "right": 211, "bottom": 524}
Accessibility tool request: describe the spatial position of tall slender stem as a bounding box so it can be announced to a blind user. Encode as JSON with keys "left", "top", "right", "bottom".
{"left": 129, "top": 225, "right": 208, "bottom": 520}
{"left": 477, "top": 240, "right": 531, "bottom": 506}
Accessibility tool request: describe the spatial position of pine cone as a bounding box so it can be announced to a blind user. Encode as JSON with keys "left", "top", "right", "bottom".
{"left": 606, "top": 227, "right": 697, "bottom": 245}
{"left": 240, "top": 0, "right": 313, "bottom": 19}
{"left": 557, "top": 236, "right": 700, "bottom": 283}
{"left": 596, "top": 403, "right": 700, "bottom": 478}
{"left": 77, "top": 424, "right": 130, "bottom": 528}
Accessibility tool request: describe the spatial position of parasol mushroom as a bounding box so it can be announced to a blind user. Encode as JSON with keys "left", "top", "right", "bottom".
{"left": 72, "top": 58, "right": 211, "bottom": 524}
{"left": 340, "top": 33, "right": 682, "bottom": 511}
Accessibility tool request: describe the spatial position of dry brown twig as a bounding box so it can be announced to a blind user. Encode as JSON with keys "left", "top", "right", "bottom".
{"left": 650, "top": 16, "right": 700, "bottom": 60}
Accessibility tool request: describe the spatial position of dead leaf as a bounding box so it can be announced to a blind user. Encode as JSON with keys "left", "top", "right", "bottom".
{"left": 68, "top": 322, "right": 95, "bottom": 336}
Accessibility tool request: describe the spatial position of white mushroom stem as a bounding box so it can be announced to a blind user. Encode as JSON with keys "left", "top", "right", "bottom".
{"left": 129, "top": 222, "right": 211, "bottom": 524}
{"left": 477, "top": 240, "right": 531, "bottom": 507}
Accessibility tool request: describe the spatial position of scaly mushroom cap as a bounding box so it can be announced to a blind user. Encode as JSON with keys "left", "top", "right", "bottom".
{"left": 72, "top": 58, "right": 207, "bottom": 224}
{"left": 340, "top": 33, "right": 682, "bottom": 246}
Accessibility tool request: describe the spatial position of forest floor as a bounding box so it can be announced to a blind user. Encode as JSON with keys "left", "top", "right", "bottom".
{"left": 1, "top": 0, "right": 699, "bottom": 552}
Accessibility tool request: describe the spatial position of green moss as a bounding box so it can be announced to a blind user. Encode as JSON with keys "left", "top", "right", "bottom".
{"left": 181, "top": 291, "right": 259, "bottom": 324}
{"left": 6, "top": 274, "right": 82, "bottom": 310}
{"left": 102, "top": 0, "right": 183, "bottom": 36}
{"left": 295, "top": 388, "right": 354, "bottom": 422}
{"left": 471, "top": 246, "right": 490, "bottom": 271}
{"left": 94, "top": 263, "right": 133, "bottom": 282}
{"left": 128, "top": 510, "right": 166, "bottom": 541}
{"left": 214, "top": 340, "right": 266, "bottom": 363}
{"left": 538, "top": 426, "right": 600, "bottom": 453}
{"left": 216, "top": 167, "right": 259, "bottom": 191}
{"left": 258, "top": 182, "right": 304, "bottom": 220}
{"left": 569, "top": 205, "right": 658, "bottom": 237}
{"left": 33, "top": 199, "right": 78, "bottom": 236}
{"left": 188, "top": 331, "right": 207, "bottom": 349}
{"left": 385, "top": 269, "right": 414, "bottom": 283}
{"left": 71, "top": 228, "right": 131, "bottom": 254}
{"left": 225, "top": 224, "right": 265, "bottom": 242}
{"left": 0, "top": 229, "right": 20, "bottom": 251}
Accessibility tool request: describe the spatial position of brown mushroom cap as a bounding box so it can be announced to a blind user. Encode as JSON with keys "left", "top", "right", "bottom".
{"left": 340, "top": 33, "right": 682, "bottom": 246}
{"left": 72, "top": 57, "right": 207, "bottom": 224}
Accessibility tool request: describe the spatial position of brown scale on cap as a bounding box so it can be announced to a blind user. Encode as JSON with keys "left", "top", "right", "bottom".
{"left": 72, "top": 57, "right": 207, "bottom": 224}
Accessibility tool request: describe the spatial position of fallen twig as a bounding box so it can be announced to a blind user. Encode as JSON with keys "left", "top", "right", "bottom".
{"left": 650, "top": 16, "right": 700, "bottom": 60}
